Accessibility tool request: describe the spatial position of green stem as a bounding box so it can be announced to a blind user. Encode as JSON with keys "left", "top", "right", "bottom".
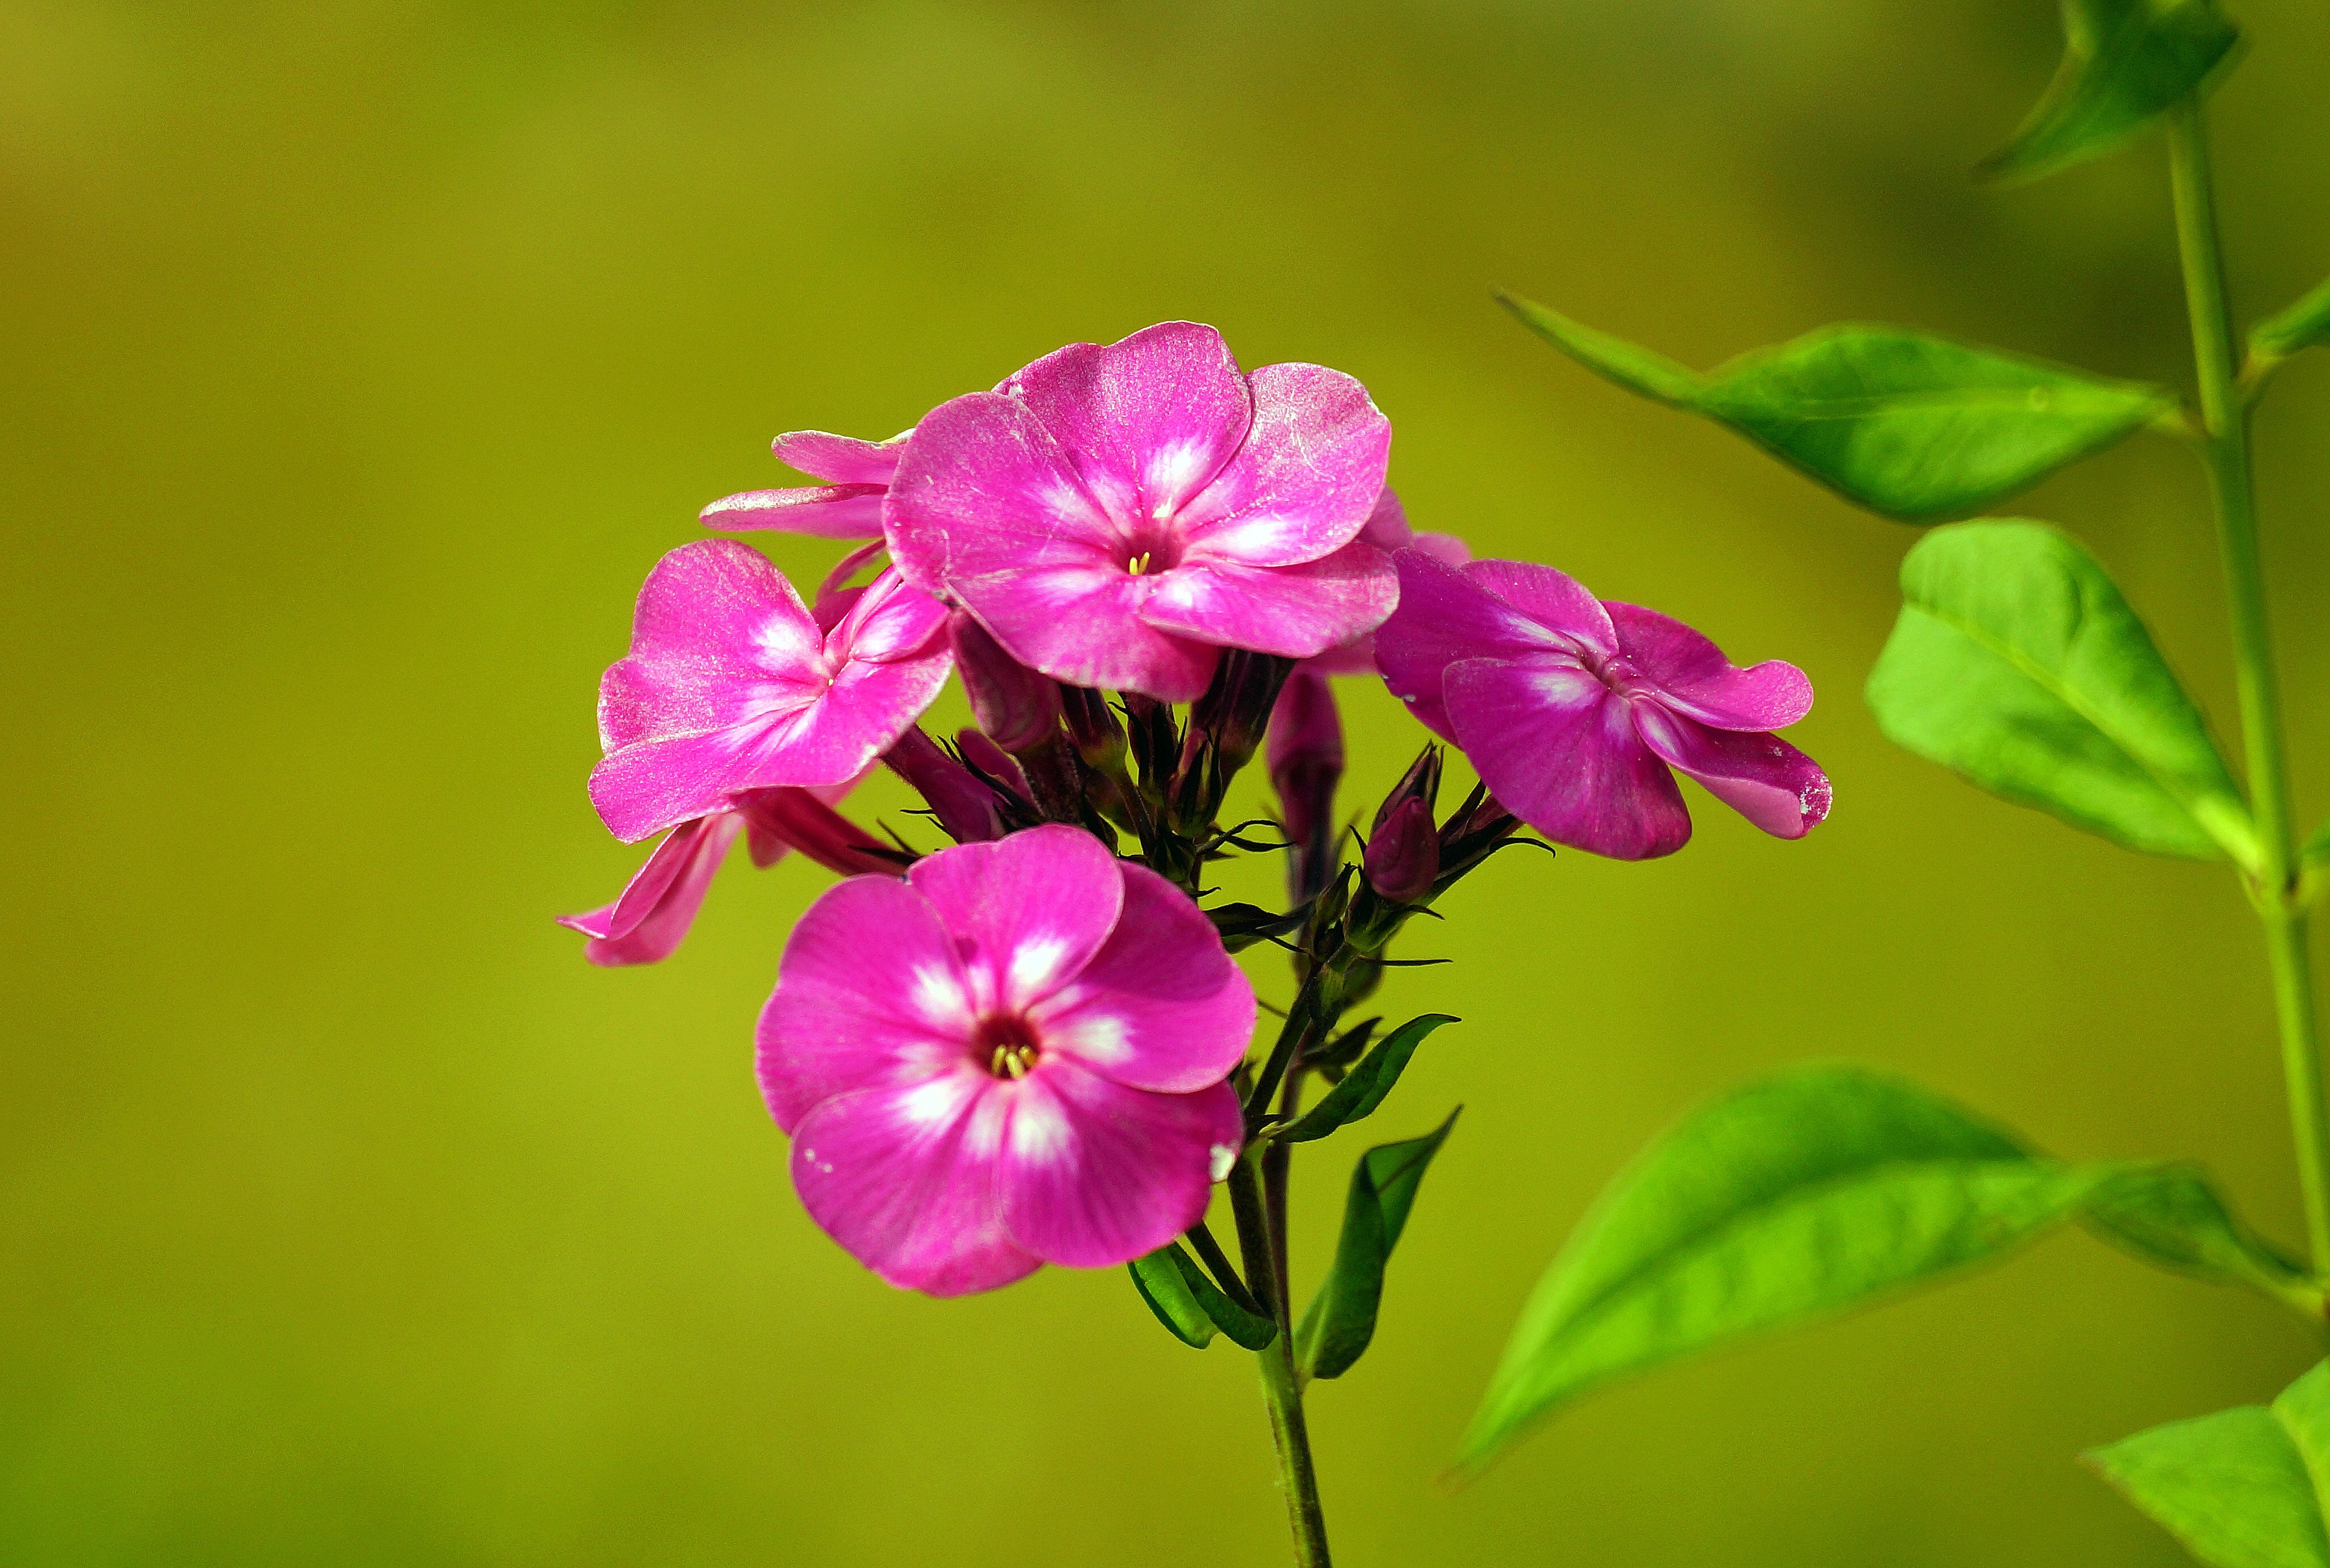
{"left": 2167, "top": 104, "right": 2330, "bottom": 1269}
{"left": 1230, "top": 1159, "right": 1333, "bottom": 1567}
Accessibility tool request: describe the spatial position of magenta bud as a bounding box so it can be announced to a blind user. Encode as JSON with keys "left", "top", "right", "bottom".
{"left": 1189, "top": 650, "right": 1294, "bottom": 776}
{"left": 883, "top": 727, "right": 1005, "bottom": 843}
{"left": 1364, "top": 795, "right": 1440, "bottom": 903}
{"left": 1267, "top": 671, "right": 1344, "bottom": 902}
{"left": 955, "top": 727, "right": 1034, "bottom": 808}
{"left": 736, "top": 789, "right": 910, "bottom": 877}
{"left": 951, "top": 611, "right": 1061, "bottom": 754}
{"left": 1060, "top": 685, "right": 1128, "bottom": 774}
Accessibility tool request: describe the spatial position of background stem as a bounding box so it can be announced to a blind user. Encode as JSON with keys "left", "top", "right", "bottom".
{"left": 1231, "top": 1160, "right": 1333, "bottom": 1567}
{"left": 2167, "top": 104, "right": 2330, "bottom": 1268}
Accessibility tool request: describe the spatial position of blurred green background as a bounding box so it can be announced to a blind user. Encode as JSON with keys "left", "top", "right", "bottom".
{"left": 7, "top": 2, "right": 2330, "bottom": 1563}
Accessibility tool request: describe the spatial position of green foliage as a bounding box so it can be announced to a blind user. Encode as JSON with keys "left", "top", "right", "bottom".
{"left": 2087, "top": 1363, "right": 2330, "bottom": 1568}
{"left": 2082, "top": 1166, "right": 2319, "bottom": 1312}
{"left": 1127, "top": 1243, "right": 1277, "bottom": 1352}
{"left": 1296, "top": 1110, "right": 1460, "bottom": 1382}
{"left": 1978, "top": 0, "right": 2244, "bottom": 186}
{"left": 1500, "top": 296, "right": 2174, "bottom": 521}
{"left": 1866, "top": 521, "right": 2257, "bottom": 866}
{"left": 2254, "top": 276, "right": 2330, "bottom": 364}
{"left": 1277, "top": 1015, "right": 1457, "bottom": 1143}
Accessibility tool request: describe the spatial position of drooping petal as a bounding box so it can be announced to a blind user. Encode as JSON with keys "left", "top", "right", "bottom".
{"left": 1172, "top": 362, "right": 1391, "bottom": 568}
{"left": 1375, "top": 551, "right": 1576, "bottom": 740}
{"left": 995, "top": 1063, "right": 1244, "bottom": 1268}
{"left": 756, "top": 876, "right": 976, "bottom": 1132}
{"left": 1605, "top": 601, "right": 1814, "bottom": 731}
{"left": 597, "top": 540, "right": 827, "bottom": 754}
{"left": 1443, "top": 655, "right": 1692, "bottom": 859}
{"left": 904, "top": 825, "right": 1124, "bottom": 1016}
{"left": 958, "top": 564, "right": 1220, "bottom": 701}
{"left": 1030, "top": 862, "right": 1255, "bottom": 1093}
{"left": 1139, "top": 543, "right": 1398, "bottom": 660}
{"left": 699, "top": 485, "right": 887, "bottom": 539}
{"left": 1631, "top": 701, "right": 1832, "bottom": 840}
{"left": 789, "top": 1076, "right": 1039, "bottom": 1297}
{"left": 773, "top": 428, "right": 910, "bottom": 486}
{"left": 997, "top": 322, "right": 1253, "bottom": 526}
{"left": 557, "top": 811, "right": 742, "bottom": 966}
{"left": 884, "top": 390, "right": 1127, "bottom": 596}
{"left": 1461, "top": 559, "right": 1617, "bottom": 655}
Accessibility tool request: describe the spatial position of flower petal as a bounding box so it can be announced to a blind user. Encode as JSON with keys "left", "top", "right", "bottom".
{"left": 997, "top": 321, "right": 1253, "bottom": 526}
{"left": 558, "top": 811, "right": 742, "bottom": 966}
{"left": 773, "top": 429, "right": 909, "bottom": 486}
{"left": 958, "top": 564, "right": 1220, "bottom": 701}
{"left": 789, "top": 1077, "right": 1040, "bottom": 1297}
{"left": 1631, "top": 702, "right": 1832, "bottom": 840}
{"left": 699, "top": 485, "right": 887, "bottom": 539}
{"left": 904, "top": 826, "right": 1126, "bottom": 1016}
{"left": 885, "top": 390, "right": 1125, "bottom": 596}
{"left": 1444, "top": 655, "right": 1691, "bottom": 859}
{"left": 1462, "top": 559, "right": 1616, "bottom": 655}
{"left": 1139, "top": 543, "right": 1398, "bottom": 660}
{"left": 1172, "top": 362, "right": 1391, "bottom": 568}
{"left": 996, "top": 1063, "right": 1243, "bottom": 1268}
{"left": 1605, "top": 601, "right": 1814, "bottom": 731}
{"left": 757, "top": 876, "right": 976, "bottom": 1132}
{"left": 596, "top": 540, "right": 827, "bottom": 753}
{"left": 1376, "top": 551, "right": 1575, "bottom": 740}
{"left": 1030, "top": 862, "right": 1255, "bottom": 1092}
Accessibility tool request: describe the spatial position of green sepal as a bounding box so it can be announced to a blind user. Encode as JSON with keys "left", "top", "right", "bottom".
{"left": 1205, "top": 900, "right": 1311, "bottom": 953}
{"left": 1977, "top": 0, "right": 2243, "bottom": 187}
{"left": 1296, "top": 1109, "right": 1460, "bottom": 1382}
{"left": 2253, "top": 276, "right": 2330, "bottom": 367}
{"left": 1501, "top": 296, "right": 2174, "bottom": 521}
{"left": 2086, "top": 1362, "right": 2330, "bottom": 1568}
{"left": 1277, "top": 1015, "right": 1457, "bottom": 1144}
{"left": 1866, "top": 521, "right": 2257, "bottom": 867}
{"left": 1126, "top": 1242, "right": 1277, "bottom": 1352}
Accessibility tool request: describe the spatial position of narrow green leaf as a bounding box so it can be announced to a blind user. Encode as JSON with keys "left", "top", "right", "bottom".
{"left": 1175, "top": 1246, "right": 1278, "bottom": 1352}
{"left": 2082, "top": 1165, "right": 2319, "bottom": 1312}
{"left": 1978, "top": 0, "right": 2243, "bottom": 186}
{"left": 1296, "top": 1110, "right": 1460, "bottom": 1382}
{"left": 2254, "top": 276, "right": 2330, "bottom": 365}
{"left": 2087, "top": 1382, "right": 2330, "bottom": 1568}
{"left": 1128, "top": 1245, "right": 1217, "bottom": 1348}
{"left": 1866, "top": 521, "right": 2257, "bottom": 866}
{"left": 1500, "top": 297, "right": 2173, "bottom": 521}
{"left": 1278, "top": 1015, "right": 1457, "bottom": 1143}
{"left": 1455, "top": 1067, "right": 2123, "bottom": 1480}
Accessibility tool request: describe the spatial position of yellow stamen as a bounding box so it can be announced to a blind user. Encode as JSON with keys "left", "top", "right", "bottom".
{"left": 1128, "top": 551, "right": 1152, "bottom": 576}
{"left": 989, "top": 1043, "right": 1037, "bottom": 1079}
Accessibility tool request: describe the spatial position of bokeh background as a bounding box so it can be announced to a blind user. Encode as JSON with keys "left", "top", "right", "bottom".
{"left": 8, "top": 2, "right": 2330, "bottom": 1563}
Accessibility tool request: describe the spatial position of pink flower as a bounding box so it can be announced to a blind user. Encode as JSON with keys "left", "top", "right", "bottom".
{"left": 1302, "top": 488, "right": 1470, "bottom": 677}
{"left": 699, "top": 430, "right": 909, "bottom": 539}
{"left": 758, "top": 825, "right": 1255, "bottom": 1297}
{"left": 1376, "top": 551, "right": 1830, "bottom": 860}
{"left": 589, "top": 540, "right": 952, "bottom": 843}
{"left": 885, "top": 322, "right": 1397, "bottom": 702}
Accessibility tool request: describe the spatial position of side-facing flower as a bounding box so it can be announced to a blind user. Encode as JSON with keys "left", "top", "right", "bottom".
{"left": 589, "top": 540, "right": 952, "bottom": 843}
{"left": 700, "top": 429, "right": 909, "bottom": 539}
{"left": 885, "top": 321, "right": 1397, "bottom": 701}
{"left": 758, "top": 825, "right": 1255, "bottom": 1296}
{"left": 1302, "top": 488, "right": 1470, "bottom": 677}
{"left": 1376, "top": 551, "right": 1830, "bottom": 860}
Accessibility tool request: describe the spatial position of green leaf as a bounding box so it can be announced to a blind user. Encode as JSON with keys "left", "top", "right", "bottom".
{"left": 1278, "top": 1015, "right": 1457, "bottom": 1143}
{"left": 2253, "top": 276, "right": 2330, "bottom": 365}
{"left": 2082, "top": 1165, "right": 2320, "bottom": 1312}
{"left": 1501, "top": 296, "right": 2174, "bottom": 521}
{"left": 2087, "top": 1365, "right": 2330, "bottom": 1568}
{"left": 1455, "top": 1067, "right": 2125, "bottom": 1480}
{"left": 1126, "top": 1242, "right": 1277, "bottom": 1352}
{"left": 1978, "top": 0, "right": 2243, "bottom": 186}
{"left": 1866, "top": 521, "right": 2257, "bottom": 866}
{"left": 1296, "top": 1109, "right": 1460, "bottom": 1381}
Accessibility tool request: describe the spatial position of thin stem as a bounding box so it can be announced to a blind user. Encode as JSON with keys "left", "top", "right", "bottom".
{"left": 2167, "top": 104, "right": 2330, "bottom": 1268}
{"left": 1230, "top": 1160, "right": 1333, "bottom": 1567}
{"left": 1187, "top": 1220, "right": 1267, "bottom": 1319}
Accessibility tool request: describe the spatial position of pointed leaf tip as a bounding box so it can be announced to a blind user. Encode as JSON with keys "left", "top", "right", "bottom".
{"left": 1296, "top": 1109, "right": 1460, "bottom": 1382}
{"left": 1977, "top": 0, "right": 2243, "bottom": 187}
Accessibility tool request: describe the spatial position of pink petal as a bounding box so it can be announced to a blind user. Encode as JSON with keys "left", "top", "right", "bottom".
{"left": 773, "top": 428, "right": 909, "bottom": 486}
{"left": 997, "top": 322, "right": 1253, "bottom": 527}
{"left": 996, "top": 1064, "right": 1244, "bottom": 1269}
{"left": 1631, "top": 702, "right": 1832, "bottom": 840}
{"left": 904, "top": 826, "right": 1125, "bottom": 1016}
{"left": 1358, "top": 485, "right": 1413, "bottom": 549}
{"left": 885, "top": 390, "right": 1126, "bottom": 596}
{"left": 959, "top": 564, "right": 1220, "bottom": 701}
{"left": 789, "top": 1076, "right": 1040, "bottom": 1297}
{"left": 1443, "top": 655, "right": 1691, "bottom": 860}
{"left": 596, "top": 541, "right": 827, "bottom": 754}
{"left": 826, "top": 568, "right": 950, "bottom": 666}
{"left": 1030, "top": 862, "right": 1256, "bottom": 1093}
{"left": 1139, "top": 542, "right": 1398, "bottom": 660}
{"left": 756, "top": 876, "right": 975, "bottom": 1132}
{"left": 1606, "top": 602, "right": 1814, "bottom": 731}
{"left": 811, "top": 540, "right": 889, "bottom": 633}
{"left": 739, "top": 786, "right": 904, "bottom": 876}
{"left": 1462, "top": 559, "right": 1617, "bottom": 655}
{"left": 1173, "top": 363, "right": 1391, "bottom": 568}
{"left": 1376, "top": 551, "right": 1579, "bottom": 740}
{"left": 1410, "top": 530, "right": 1472, "bottom": 565}
{"left": 557, "top": 811, "right": 742, "bottom": 966}
{"left": 699, "top": 485, "right": 886, "bottom": 539}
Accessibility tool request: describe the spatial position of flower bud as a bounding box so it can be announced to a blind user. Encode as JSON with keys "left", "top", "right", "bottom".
{"left": 1364, "top": 795, "right": 1440, "bottom": 903}
{"left": 737, "top": 789, "right": 911, "bottom": 877}
{"left": 1372, "top": 744, "right": 1443, "bottom": 837}
{"left": 1059, "top": 685, "right": 1128, "bottom": 776}
{"left": 954, "top": 728, "right": 1033, "bottom": 809}
{"left": 1266, "top": 671, "right": 1343, "bottom": 904}
{"left": 1188, "top": 650, "right": 1295, "bottom": 778}
{"left": 950, "top": 611, "right": 1061, "bottom": 754}
{"left": 883, "top": 727, "right": 1005, "bottom": 843}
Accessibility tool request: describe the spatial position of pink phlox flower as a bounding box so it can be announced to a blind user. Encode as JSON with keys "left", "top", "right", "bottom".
{"left": 588, "top": 540, "right": 953, "bottom": 845}
{"left": 1375, "top": 550, "right": 1831, "bottom": 860}
{"left": 758, "top": 825, "right": 1256, "bottom": 1297}
{"left": 809, "top": 539, "right": 890, "bottom": 630}
{"left": 699, "top": 429, "right": 911, "bottom": 539}
{"left": 1301, "top": 488, "right": 1470, "bottom": 677}
{"left": 884, "top": 321, "right": 1398, "bottom": 702}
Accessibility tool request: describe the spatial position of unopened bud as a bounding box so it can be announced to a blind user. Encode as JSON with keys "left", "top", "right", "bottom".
{"left": 883, "top": 727, "right": 1005, "bottom": 843}
{"left": 737, "top": 789, "right": 911, "bottom": 877}
{"left": 1059, "top": 685, "right": 1128, "bottom": 775}
{"left": 950, "top": 611, "right": 1061, "bottom": 754}
{"left": 1373, "top": 745, "right": 1443, "bottom": 836}
{"left": 1188, "top": 650, "right": 1295, "bottom": 778}
{"left": 1364, "top": 795, "right": 1440, "bottom": 902}
{"left": 954, "top": 728, "right": 1033, "bottom": 808}
{"left": 1267, "top": 670, "right": 1343, "bottom": 904}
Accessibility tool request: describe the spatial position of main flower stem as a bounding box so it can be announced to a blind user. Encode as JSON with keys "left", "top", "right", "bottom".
{"left": 1230, "top": 1157, "right": 1333, "bottom": 1567}
{"left": 2168, "top": 103, "right": 2330, "bottom": 1270}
